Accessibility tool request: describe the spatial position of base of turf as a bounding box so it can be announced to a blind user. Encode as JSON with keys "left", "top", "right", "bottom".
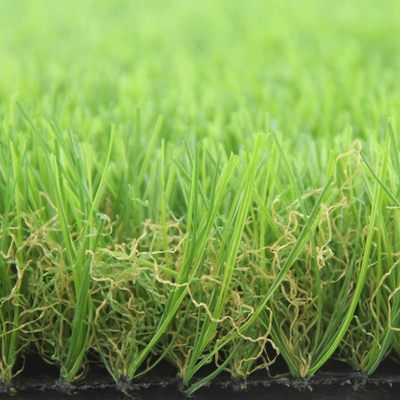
{"left": 2, "top": 355, "right": 400, "bottom": 399}
{"left": 1, "top": 378, "right": 399, "bottom": 400}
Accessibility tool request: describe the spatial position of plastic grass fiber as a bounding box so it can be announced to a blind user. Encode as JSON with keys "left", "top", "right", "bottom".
{"left": 2, "top": 0, "right": 400, "bottom": 395}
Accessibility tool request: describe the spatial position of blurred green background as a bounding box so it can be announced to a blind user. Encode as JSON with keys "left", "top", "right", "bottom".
{"left": 1, "top": 0, "right": 400, "bottom": 141}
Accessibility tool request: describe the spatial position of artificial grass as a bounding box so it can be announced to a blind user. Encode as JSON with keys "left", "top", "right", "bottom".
{"left": 1, "top": 0, "right": 400, "bottom": 394}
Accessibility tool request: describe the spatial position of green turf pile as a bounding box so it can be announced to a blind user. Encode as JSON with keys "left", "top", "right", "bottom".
{"left": 1, "top": 0, "right": 400, "bottom": 394}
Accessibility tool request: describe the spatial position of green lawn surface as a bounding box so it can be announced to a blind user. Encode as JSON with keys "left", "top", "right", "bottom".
{"left": 1, "top": 0, "right": 400, "bottom": 394}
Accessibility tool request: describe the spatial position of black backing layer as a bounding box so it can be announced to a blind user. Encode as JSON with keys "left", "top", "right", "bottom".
{"left": 1, "top": 355, "right": 400, "bottom": 399}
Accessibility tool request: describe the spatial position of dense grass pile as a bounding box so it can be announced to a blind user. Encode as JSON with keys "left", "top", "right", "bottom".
{"left": 2, "top": 0, "right": 400, "bottom": 394}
